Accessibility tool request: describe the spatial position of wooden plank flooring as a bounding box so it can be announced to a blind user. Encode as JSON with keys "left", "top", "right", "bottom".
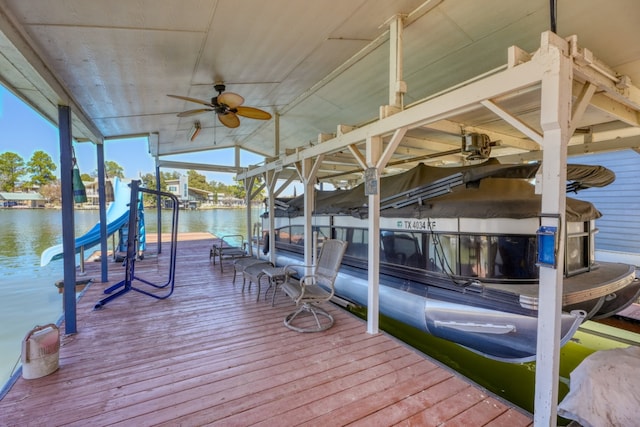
{"left": 0, "top": 233, "right": 532, "bottom": 426}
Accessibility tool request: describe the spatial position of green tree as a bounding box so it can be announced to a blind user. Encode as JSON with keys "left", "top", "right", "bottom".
{"left": 229, "top": 180, "right": 246, "bottom": 199}
{"left": 139, "top": 171, "right": 180, "bottom": 206}
{"left": 0, "top": 151, "right": 25, "bottom": 191}
{"left": 80, "top": 172, "right": 92, "bottom": 181}
{"left": 26, "top": 150, "right": 57, "bottom": 187}
{"left": 140, "top": 172, "right": 157, "bottom": 191}
{"left": 209, "top": 179, "right": 221, "bottom": 203}
{"left": 251, "top": 176, "right": 265, "bottom": 200}
{"left": 212, "top": 181, "right": 233, "bottom": 202}
{"left": 162, "top": 170, "right": 181, "bottom": 183}
{"left": 227, "top": 177, "right": 265, "bottom": 200}
{"left": 140, "top": 172, "right": 159, "bottom": 206}
{"left": 187, "top": 169, "right": 211, "bottom": 191}
{"left": 105, "top": 160, "right": 125, "bottom": 178}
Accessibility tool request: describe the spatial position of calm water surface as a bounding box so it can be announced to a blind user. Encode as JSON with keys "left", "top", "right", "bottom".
{"left": 0, "top": 207, "right": 260, "bottom": 387}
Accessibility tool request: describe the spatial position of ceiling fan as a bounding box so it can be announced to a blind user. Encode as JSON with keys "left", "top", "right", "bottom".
{"left": 167, "top": 83, "right": 272, "bottom": 128}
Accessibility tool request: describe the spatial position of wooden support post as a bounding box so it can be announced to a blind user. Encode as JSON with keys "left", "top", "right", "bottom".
{"left": 244, "top": 176, "right": 255, "bottom": 256}
{"left": 264, "top": 170, "right": 278, "bottom": 264}
{"left": 366, "top": 135, "right": 382, "bottom": 334}
{"left": 388, "top": 14, "right": 406, "bottom": 109}
{"left": 534, "top": 31, "right": 571, "bottom": 427}
{"left": 300, "top": 156, "right": 323, "bottom": 267}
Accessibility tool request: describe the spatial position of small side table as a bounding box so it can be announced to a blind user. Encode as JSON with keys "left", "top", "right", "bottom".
{"left": 263, "top": 266, "right": 294, "bottom": 306}
{"left": 242, "top": 261, "right": 273, "bottom": 301}
{"left": 233, "top": 258, "right": 267, "bottom": 285}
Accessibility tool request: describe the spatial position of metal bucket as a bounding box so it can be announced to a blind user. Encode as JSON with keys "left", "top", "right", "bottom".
{"left": 21, "top": 324, "right": 60, "bottom": 380}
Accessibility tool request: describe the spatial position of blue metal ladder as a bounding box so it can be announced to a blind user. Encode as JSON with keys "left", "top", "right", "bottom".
{"left": 94, "top": 180, "right": 179, "bottom": 309}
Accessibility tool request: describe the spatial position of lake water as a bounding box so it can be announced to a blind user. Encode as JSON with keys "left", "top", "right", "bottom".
{"left": 0, "top": 206, "right": 261, "bottom": 388}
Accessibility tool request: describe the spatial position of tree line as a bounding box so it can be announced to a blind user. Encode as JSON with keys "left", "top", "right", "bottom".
{"left": 0, "top": 150, "right": 261, "bottom": 204}
{"left": 0, "top": 150, "right": 57, "bottom": 192}
{"left": 139, "top": 169, "right": 260, "bottom": 206}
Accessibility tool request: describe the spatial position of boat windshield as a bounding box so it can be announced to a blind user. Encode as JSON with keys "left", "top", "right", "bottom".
{"left": 273, "top": 222, "right": 593, "bottom": 281}
{"left": 333, "top": 226, "right": 540, "bottom": 280}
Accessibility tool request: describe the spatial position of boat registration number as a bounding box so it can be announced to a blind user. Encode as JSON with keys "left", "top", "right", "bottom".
{"left": 396, "top": 219, "right": 435, "bottom": 230}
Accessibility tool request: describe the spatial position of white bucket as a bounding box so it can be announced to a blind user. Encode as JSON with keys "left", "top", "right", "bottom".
{"left": 21, "top": 324, "right": 60, "bottom": 380}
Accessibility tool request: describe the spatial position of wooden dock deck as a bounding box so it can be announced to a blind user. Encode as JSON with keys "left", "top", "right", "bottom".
{"left": 0, "top": 233, "right": 532, "bottom": 426}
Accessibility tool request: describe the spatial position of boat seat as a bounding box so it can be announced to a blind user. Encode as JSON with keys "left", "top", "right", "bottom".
{"left": 345, "top": 242, "right": 367, "bottom": 259}
{"left": 381, "top": 233, "right": 424, "bottom": 267}
{"left": 280, "top": 239, "right": 347, "bottom": 332}
{"left": 406, "top": 252, "right": 425, "bottom": 268}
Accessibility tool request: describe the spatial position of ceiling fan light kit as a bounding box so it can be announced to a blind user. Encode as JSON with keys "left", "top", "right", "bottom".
{"left": 168, "top": 83, "right": 272, "bottom": 129}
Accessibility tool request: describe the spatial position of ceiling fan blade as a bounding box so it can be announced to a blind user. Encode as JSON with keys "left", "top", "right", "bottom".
{"left": 218, "top": 112, "right": 240, "bottom": 128}
{"left": 177, "top": 108, "right": 213, "bottom": 117}
{"left": 235, "top": 106, "right": 272, "bottom": 120}
{"left": 167, "top": 94, "right": 213, "bottom": 107}
{"left": 217, "top": 92, "right": 244, "bottom": 109}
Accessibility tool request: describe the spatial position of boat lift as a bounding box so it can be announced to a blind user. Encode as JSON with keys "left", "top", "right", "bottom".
{"left": 94, "top": 180, "right": 179, "bottom": 309}
{"left": 380, "top": 172, "right": 464, "bottom": 210}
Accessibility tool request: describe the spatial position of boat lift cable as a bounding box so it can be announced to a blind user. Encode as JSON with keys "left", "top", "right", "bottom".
{"left": 427, "top": 219, "right": 474, "bottom": 288}
{"left": 94, "top": 180, "right": 180, "bottom": 309}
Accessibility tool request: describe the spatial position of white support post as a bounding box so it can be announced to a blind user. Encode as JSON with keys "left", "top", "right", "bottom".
{"left": 301, "top": 156, "right": 324, "bottom": 267}
{"left": 265, "top": 170, "right": 278, "bottom": 264}
{"left": 388, "top": 14, "right": 406, "bottom": 109}
{"left": 534, "top": 31, "right": 572, "bottom": 427}
{"left": 366, "top": 135, "right": 382, "bottom": 334}
{"left": 302, "top": 159, "right": 314, "bottom": 267}
{"left": 244, "top": 176, "right": 255, "bottom": 256}
{"left": 274, "top": 112, "right": 280, "bottom": 157}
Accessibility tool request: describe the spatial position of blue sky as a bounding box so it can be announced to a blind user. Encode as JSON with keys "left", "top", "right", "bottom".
{"left": 0, "top": 85, "right": 262, "bottom": 185}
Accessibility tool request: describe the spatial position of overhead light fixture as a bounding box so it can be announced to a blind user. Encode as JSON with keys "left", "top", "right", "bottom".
{"left": 188, "top": 121, "right": 201, "bottom": 142}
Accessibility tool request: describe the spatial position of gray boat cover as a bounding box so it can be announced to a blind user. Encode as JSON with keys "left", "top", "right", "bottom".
{"left": 279, "top": 160, "right": 613, "bottom": 222}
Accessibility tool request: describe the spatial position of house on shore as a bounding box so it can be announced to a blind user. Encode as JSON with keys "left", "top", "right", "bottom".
{"left": 166, "top": 177, "right": 214, "bottom": 209}
{"left": 0, "top": 192, "right": 46, "bottom": 208}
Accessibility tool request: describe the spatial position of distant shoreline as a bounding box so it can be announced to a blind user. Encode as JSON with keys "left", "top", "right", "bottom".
{"left": 1, "top": 204, "right": 260, "bottom": 210}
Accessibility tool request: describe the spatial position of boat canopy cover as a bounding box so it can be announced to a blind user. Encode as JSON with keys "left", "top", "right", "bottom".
{"left": 278, "top": 160, "right": 613, "bottom": 222}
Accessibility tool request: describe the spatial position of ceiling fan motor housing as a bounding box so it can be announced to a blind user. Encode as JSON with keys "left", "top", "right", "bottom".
{"left": 168, "top": 83, "right": 271, "bottom": 129}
